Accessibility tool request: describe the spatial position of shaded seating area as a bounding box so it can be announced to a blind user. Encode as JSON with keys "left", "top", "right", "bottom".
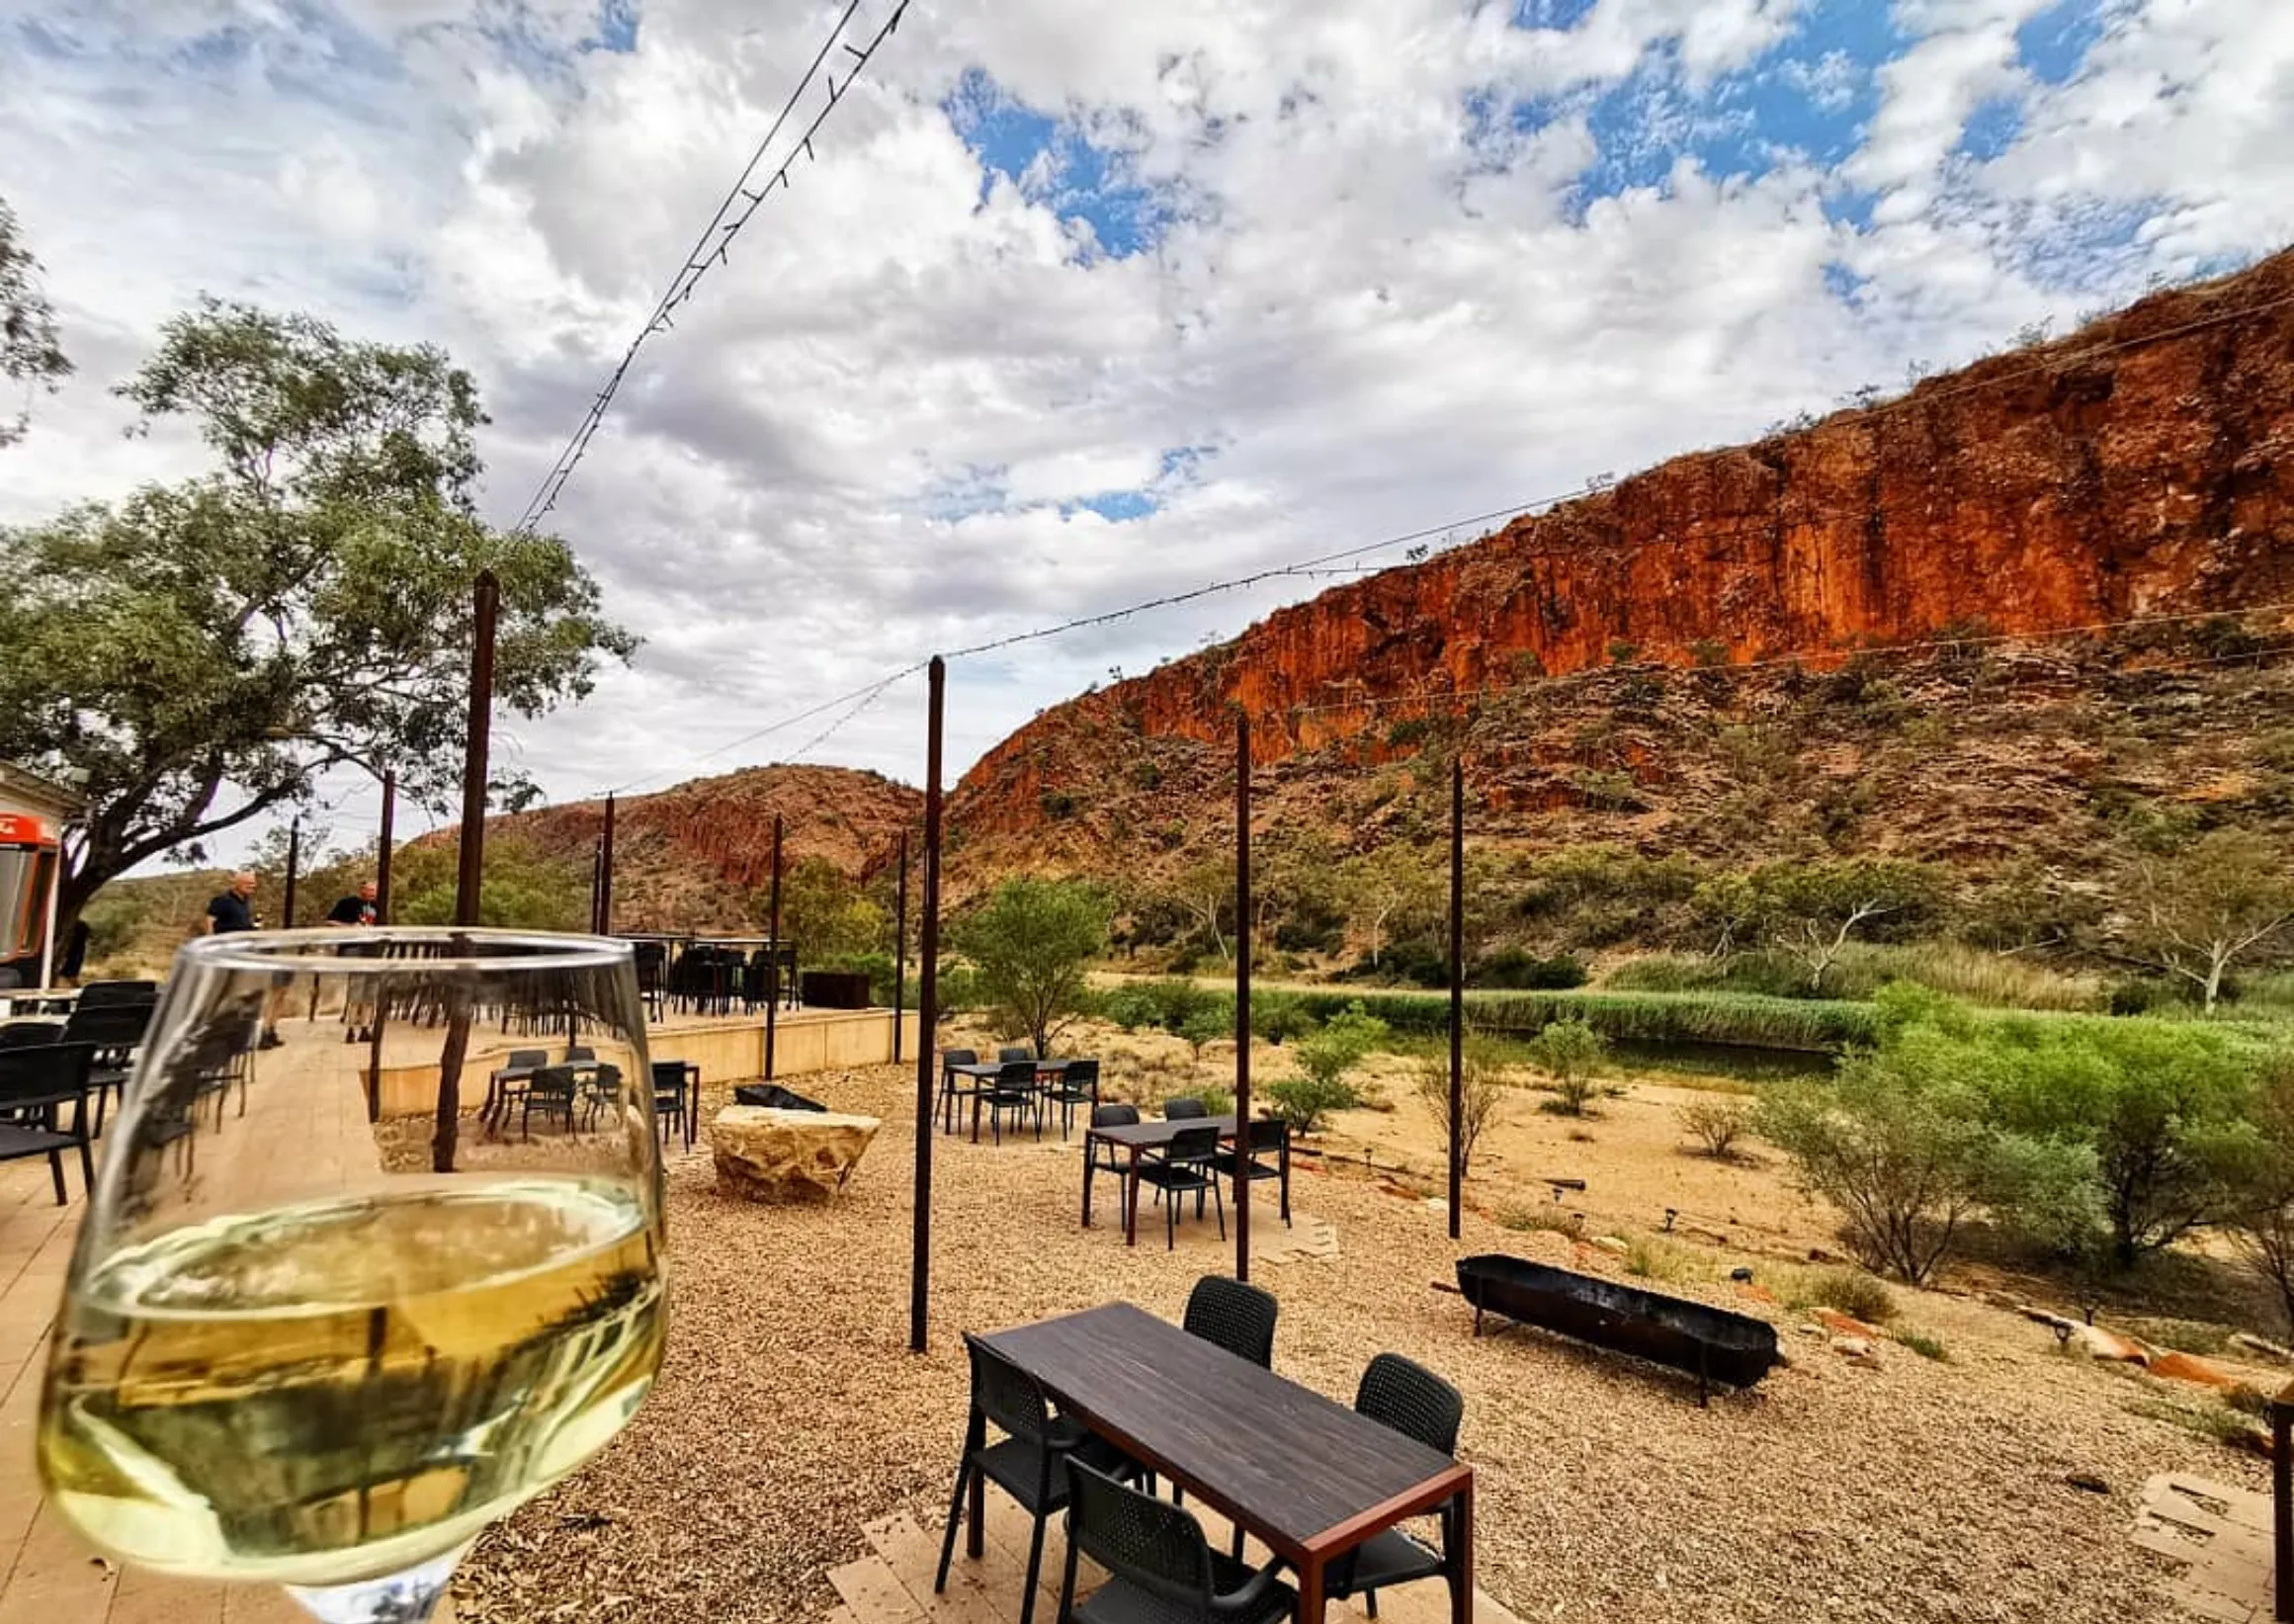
{"left": 0, "top": 1044, "right": 94, "bottom": 1205}
{"left": 936, "top": 1045, "right": 1108, "bottom": 1144}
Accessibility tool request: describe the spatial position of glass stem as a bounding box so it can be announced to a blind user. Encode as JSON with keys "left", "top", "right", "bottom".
{"left": 285, "top": 1545, "right": 467, "bottom": 1623}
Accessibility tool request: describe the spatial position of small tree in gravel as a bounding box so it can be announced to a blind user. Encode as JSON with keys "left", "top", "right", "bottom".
{"left": 1268, "top": 1001, "right": 1388, "bottom": 1134}
{"left": 1677, "top": 1095, "right": 1754, "bottom": 1160}
{"left": 954, "top": 877, "right": 1109, "bottom": 1058}
{"left": 2232, "top": 1055, "right": 2294, "bottom": 1333}
{"left": 1527, "top": 1019, "right": 1607, "bottom": 1115}
{"left": 1412, "top": 1039, "right": 1508, "bottom": 1179}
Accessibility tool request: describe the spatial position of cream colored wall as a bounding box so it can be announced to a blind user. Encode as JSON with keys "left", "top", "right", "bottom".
{"left": 369, "top": 1008, "right": 923, "bottom": 1118}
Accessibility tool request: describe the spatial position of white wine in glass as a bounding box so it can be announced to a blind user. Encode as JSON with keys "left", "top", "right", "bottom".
{"left": 39, "top": 930, "right": 669, "bottom": 1623}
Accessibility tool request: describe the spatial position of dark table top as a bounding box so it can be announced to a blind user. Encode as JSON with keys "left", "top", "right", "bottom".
{"left": 1087, "top": 1112, "right": 1238, "bottom": 1150}
{"left": 979, "top": 1302, "right": 1463, "bottom": 1563}
{"left": 947, "top": 1059, "right": 1077, "bottom": 1078}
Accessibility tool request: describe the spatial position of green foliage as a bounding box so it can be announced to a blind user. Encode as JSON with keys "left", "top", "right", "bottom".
{"left": 0, "top": 299, "right": 632, "bottom": 932}
{"left": 1179, "top": 1006, "right": 1231, "bottom": 1057}
{"left": 2229, "top": 1055, "right": 2294, "bottom": 1333}
{"left": 1337, "top": 844, "right": 1442, "bottom": 969}
{"left": 1798, "top": 1266, "right": 1899, "bottom": 1324}
{"left": 762, "top": 857, "right": 888, "bottom": 962}
{"left": 1194, "top": 1084, "right": 1235, "bottom": 1118}
{"left": 1470, "top": 989, "right": 1875, "bottom": 1051}
{"left": 1264, "top": 1073, "right": 1362, "bottom": 1136}
{"left": 1295, "top": 1001, "right": 1390, "bottom": 1090}
{"left": 1249, "top": 989, "right": 1318, "bottom": 1045}
{"left": 1623, "top": 1234, "right": 1694, "bottom": 1280}
{"left": 0, "top": 198, "right": 70, "bottom": 448}
{"left": 817, "top": 950, "right": 899, "bottom": 1006}
{"left": 77, "top": 891, "right": 147, "bottom": 966}
{"left": 1610, "top": 945, "right": 2102, "bottom": 1011}
{"left": 952, "top": 877, "right": 1110, "bottom": 1058}
{"left": 1526, "top": 1018, "right": 1607, "bottom": 1114}
{"left": 1893, "top": 1327, "right": 1950, "bottom": 1361}
{"left": 389, "top": 835, "right": 589, "bottom": 931}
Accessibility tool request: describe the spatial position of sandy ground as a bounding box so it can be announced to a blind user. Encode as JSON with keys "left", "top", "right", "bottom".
{"left": 443, "top": 1052, "right": 2278, "bottom": 1624}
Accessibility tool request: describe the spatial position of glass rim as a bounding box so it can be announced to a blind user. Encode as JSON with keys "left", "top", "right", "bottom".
{"left": 177, "top": 926, "right": 636, "bottom": 978}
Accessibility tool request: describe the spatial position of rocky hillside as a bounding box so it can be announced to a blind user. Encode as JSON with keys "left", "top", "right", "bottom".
{"left": 948, "top": 248, "right": 2294, "bottom": 884}
{"left": 430, "top": 764, "right": 920, "bottom": 931}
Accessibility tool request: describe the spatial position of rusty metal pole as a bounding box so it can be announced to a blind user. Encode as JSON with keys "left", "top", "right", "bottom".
{"left": 435, "top": 569, "right": 498, "bottom": 1174}
{"left": 765, "top": 812, "right": 784, "bottom": 1079}
{"left": 1234, "top": 712, "right": 1252, "bottom": 1284}
{"left": 588, "top": 838, "right": 602, "bottom": 935}
{"left": 1448, "top": 756, "right": 1465, "bottom": 1240}
{"left": 599, "top": 793, "right": 617, "bottom": 936}
{"left": 366, "top": 769, "right": 395, "bottom": 1123}
{"left": 910, "top": 658, "right": 945, "bottom": 1353}
{"left": 2274, "top": 1384, "right": 2292, "bottom": 1622}
{"left": 892, "top": 829, "right": 909, "bottom": 1065}
{"left": 282, "top": 815, "right": 300, "bottom": 930}
{"left": 375, "top": 771, "right": 395, "bottom": 924}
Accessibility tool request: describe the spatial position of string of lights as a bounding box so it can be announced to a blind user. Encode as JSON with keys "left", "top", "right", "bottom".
{"left": 512, "top": 0, "right": 909, "bottom": 535}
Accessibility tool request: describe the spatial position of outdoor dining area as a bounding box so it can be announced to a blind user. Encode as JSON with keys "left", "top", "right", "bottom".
{"left": 0, "top": 978, "right": 174, "bottom": 1203}
{"left": 924, "top": 1277, "right": 1472, "bottom": 1624}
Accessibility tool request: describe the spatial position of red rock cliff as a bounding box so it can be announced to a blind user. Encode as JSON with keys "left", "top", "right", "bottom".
{"left": 952, "top": 249, "right": 2294, "bottom": 842}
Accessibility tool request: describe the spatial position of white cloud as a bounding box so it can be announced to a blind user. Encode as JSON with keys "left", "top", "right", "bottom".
{"left": 0, "top": 0, "right": 2288, "bottom": 865}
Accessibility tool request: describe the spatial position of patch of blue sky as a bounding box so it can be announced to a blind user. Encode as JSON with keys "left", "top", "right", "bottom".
{"left": 1062, "top": 490, "right": 1157, "bottom": 523}
{"left": 2016, "top": 0, "right": 2109, "bottom": 87}
{"left": 1957, "top": 96, "right": 2024, "bottom": 162}
{"left": 1509, "top": 0, "right": 1598, "bottom": 31}
{"left": 943, "top": 67, "right": 1178, "bottom": 259}
{"left": 583, "top": 1, "right": 638, "bottom": 54}
{"left": 916, "top": 465, "right": 1013, "bottom": 524}
{"left": 1823, "top": 262, "right": 1869, "bottom": 305}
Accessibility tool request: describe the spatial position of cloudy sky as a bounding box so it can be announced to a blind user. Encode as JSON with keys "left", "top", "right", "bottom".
{"left": 3, "top": 0, "right": 2291, "bottom": 860}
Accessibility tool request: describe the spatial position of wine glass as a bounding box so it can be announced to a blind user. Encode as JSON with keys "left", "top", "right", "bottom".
{"left": 37, "top": 929, "right": 668, "bottom": 1623}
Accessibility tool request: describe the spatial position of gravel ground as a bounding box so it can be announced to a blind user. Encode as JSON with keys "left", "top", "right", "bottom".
{"left": 449, "top": 1061, "right": 2269, "bottom": 1624}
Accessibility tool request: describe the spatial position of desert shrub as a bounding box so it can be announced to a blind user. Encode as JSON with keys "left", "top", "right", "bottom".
{"left": 1824, "top": 942, "right": 2104, "bottom": 1011}
{"left": 1178, "top": 1006, "right": 1230, "bottom": 1058}
{"left": 1499, "top": 1204, "right": 1584, "bottom": 1238}
{"left": 78, "top": 892, "right": 148, "bottom": 965}
{"left": 1800, "top": 1266, "right": 1899, "bottom": 1324}
{"left": 1411, "top": 1039, "right": 1509, "bottom": 1177}
{"left": 1893, "top": 1327, "right": 1950, "bottom": 1361}
{"left": 1677, "top": 1095, "right": 1754, "bottom": 1159}
{"left": 1099, "top": 983, "right": 1165, "bottom": 1031}
{"left": 1754, "top": 1017, "right": 2090, "bottom": 1283}
{"left": 1265, "top": 1074, "right": 1361, "bottom": 1135}
{"left": 816, "top": 950, "right": 898, "bottom": 1005}
{"left": 1469, "top": 947, "right": 1587, "bottom": 990}
{"left": 933, "top": 965, "right": 983, "bottom": 1015}
{"left": 2232, "top": 1055, "right": 2294, "bottom": 1333}
{"left": 1195, "top": 1084, "right": 1235, "bottom": 1118}
{"left": 1624, "top": 1234, "right": 1696, "bottom": 1281}
{"left": 1526, "top": 1018, "right": 1607, "bottom": 1115}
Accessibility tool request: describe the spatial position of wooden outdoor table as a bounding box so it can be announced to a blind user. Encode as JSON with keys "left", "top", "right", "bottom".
{"left": 980, "top": 1302, "right": 1474, "bottom": 1624}
{"left": 1082, "top": 1112, "right": 1237, "bottom": 1245}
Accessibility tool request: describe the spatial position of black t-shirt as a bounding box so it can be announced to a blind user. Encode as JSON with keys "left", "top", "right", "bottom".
{"left": 327, "top": 895, "right": 376, "bottom": 926}
{"left": 207, "top": 892, "right": 256, "bottom": 933}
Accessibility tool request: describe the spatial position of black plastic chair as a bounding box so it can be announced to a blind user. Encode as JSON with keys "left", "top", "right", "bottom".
{"left": 1221, "top": 1118, "right": 1292, "bottom": 1228}
{"left": 650, "top": 1061, "right": 695, "bottom": 1146}
{"left": 1326, "top": 1354, "right": 1467, "bottom": 1617}
{"left": 1058, "top": 1457, "right": 1295, "bottom": 1624}
{"left": 486, "top": 1048, "right": 549, "bottom": 1129}
{"left": 0, "top": 1045, "right": 94, "bottom": 1206}
{"left": 0, "top": 1023, "right": 61, "bottom": 1050}
{"left": 1088, "top": 1102, "right": 1139, "bottom": 1183}
{"left": 939, "top": 1048, "right": 980, "bottom": 1135}
{"left": 1046, "top": 1058, "right": 1100, "bottom": 1141}
{"left": 1183, "top": 1276, "right": 1277, "bottom": 1368}
{"left": 977, "top": 1059, "right": 1041, "bottom": 1145}
{"left": 521, "top": 1066, "right": 580, "bottom": 1140}
{"left": 1136, "top": 1125, "right": 1224, "bottom": 1249}
{"left": 60, "top": 1002, "right": 151, "bottom": 1136}
{"left": 998, "top": 1044, "right": 1034, "bottom": 1065}
{"left": 936, "top": 1334, "right": 1139, "bottom": 1624}
{"left": 1163, "top": 1097, "right": 1208, "bottom": 1120}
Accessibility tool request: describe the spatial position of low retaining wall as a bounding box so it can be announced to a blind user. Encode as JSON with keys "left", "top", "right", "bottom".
{"left": 367, "top": 1007, "right": 921, "bottom": 1118}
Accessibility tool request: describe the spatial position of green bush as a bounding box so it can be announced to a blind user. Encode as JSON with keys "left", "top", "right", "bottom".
{"left": 1800, "top": 1265, "right": 1899, "bottom": 1324}
{"left": 1179, "top": 1006, "right": 1230, "bottom": 1056}
{"left": 816, "top": 950, "right": 898, "bottom": 1005}
{"left": 1250, "top": 989, "right": 1318, "bottom": 1045}
{"left": 952, "top": 877, "right": 1109, "bottom": 1057}
{"left": 79, "top": 892, "right": 148, "bottom": 965}
{"left": 1264, "top": 1074, "right": 1360, "bottom": 1135}
{"left": 1893, "top": 1327, "right": 1949, "bottom": 1361}
{"left": 1527, "top": 1019, "right": 1607, "bottom": 1115}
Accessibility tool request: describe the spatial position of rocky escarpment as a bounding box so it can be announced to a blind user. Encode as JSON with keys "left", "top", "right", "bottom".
{"left": 951, "top": 249, "right": 2294, "bottom": 852}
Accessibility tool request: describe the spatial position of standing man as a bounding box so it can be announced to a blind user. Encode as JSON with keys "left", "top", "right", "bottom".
{"left": 204, "top": 870, "right": 284, "bottom": 1047}
{"left": 325, "top": 880, "right": 379, "bottom": 929}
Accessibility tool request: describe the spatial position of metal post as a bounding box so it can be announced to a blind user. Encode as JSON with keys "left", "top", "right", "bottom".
{"left": 599, "top": 793, "right": 617, "bottom": 936}
{"left": 2274, "top": 1385, "right": 2292, "bottom": 1622}
{"left": 765, "top": 812, "right": 784, "bottom": 1080}
{"left": 1234, "top": 712, "right": 1252, "bottom": 1284}
{"left": 892, "top": 829, "right": 909, "bottom": 1065}
{"left": 588, "top": 837, "right": 603, "bottom": 935}
{"left": 910, "top": 658, "right": 945, "bottom": 1354}
{"left": 1448, "top": 756, "right": 1465, "bottom": 1240}
{"left": 282, "top": 815, "right": 300, "bottom": 930}
{"left": 35, "top": 831, "right": 61, "bottom": 992}
{"left": 436, "top": 569, "right": 498, "bottom": 1175}
{"left": 376, "top": 770, "right": 395, "bottom": 924}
